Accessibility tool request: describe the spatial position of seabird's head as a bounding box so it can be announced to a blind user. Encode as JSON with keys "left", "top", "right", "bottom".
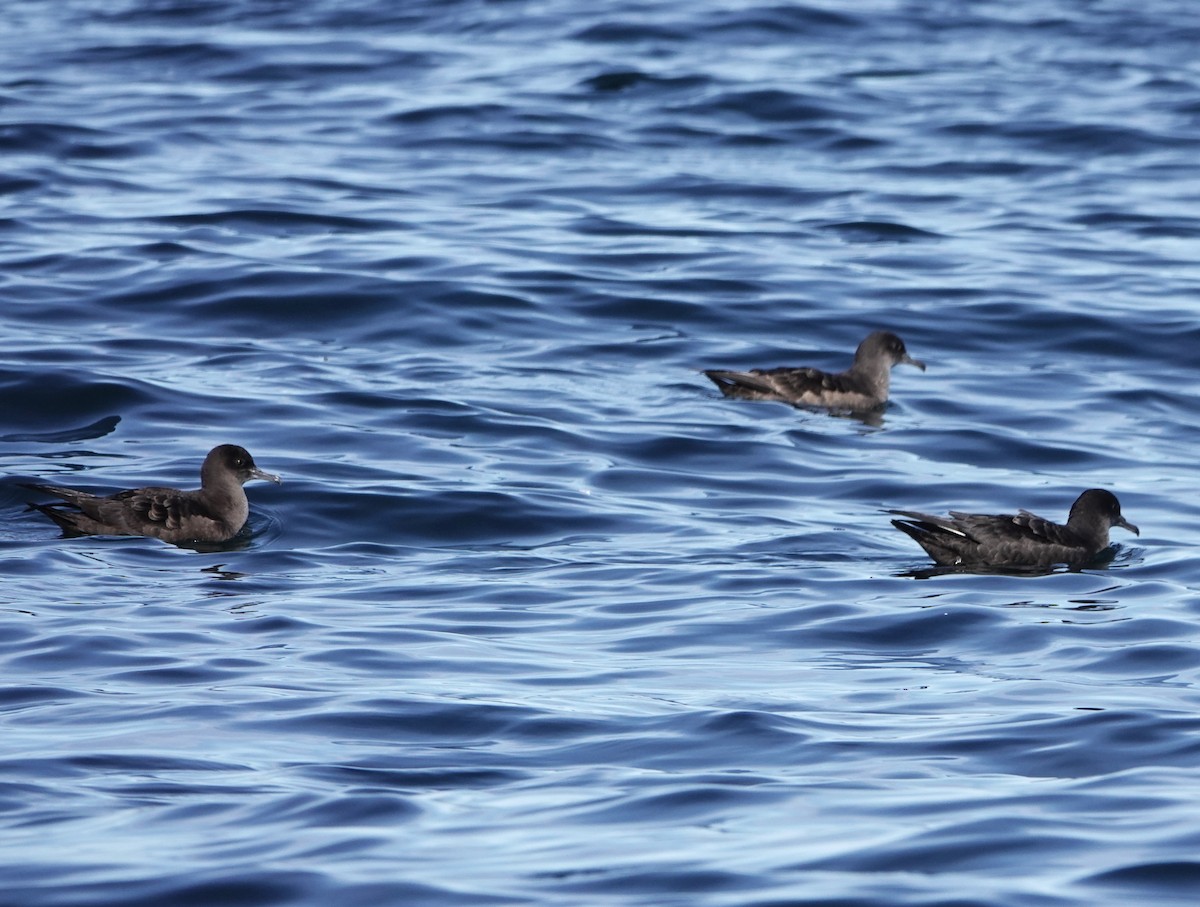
{"left": 859, "top": 331, "right": 926, "bottom": 372}
{"left": 1070, "top": 489, "right": 1138, "bottom": 536}
{"left": 206, "top": 444, "right": 282, "bottom": 486}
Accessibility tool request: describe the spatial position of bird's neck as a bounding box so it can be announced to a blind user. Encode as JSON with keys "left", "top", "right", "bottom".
{"left": 848, "top": 360, "right": 890, "bottom": 396}
{"left": 1067, "top": 518, "right": 1109, "bottom": 551}
{"left": 199, "top": 482, "right": 249, "bottom": 532}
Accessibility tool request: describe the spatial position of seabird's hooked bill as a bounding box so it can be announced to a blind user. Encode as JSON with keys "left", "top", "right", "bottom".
{"left": 23, "top": 444, "right": 281, "bottom": 544}
{"left": 704, "top": 330, "right": 925, "bottom": 411}
{"left": 889, "top": 489, "right": 1138, "bottom": 568}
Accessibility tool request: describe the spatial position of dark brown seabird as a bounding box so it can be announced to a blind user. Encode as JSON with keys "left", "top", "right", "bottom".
{"left": 889, "top": 489, "right": 1139, "bottom": 568}
{"left": 704, "top": 330, "right": 925, "bottom": 411}
{"left": 23, "top": 444, "right": 281, "bottom": 544}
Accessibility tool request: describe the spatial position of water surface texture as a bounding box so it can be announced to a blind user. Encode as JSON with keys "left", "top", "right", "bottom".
{"left": 3, "top": 1, "right": 1200, "bottom": 905}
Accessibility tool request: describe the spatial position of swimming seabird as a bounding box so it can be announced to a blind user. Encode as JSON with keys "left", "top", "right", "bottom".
{"left": 23, "top": 444, "right": 281, "bottom": 544}
{"left": 704, "top": 330, "right": 925, "bottom": 411}
{"left": 889, "top": 489, "right": 1138, "bottom": 568}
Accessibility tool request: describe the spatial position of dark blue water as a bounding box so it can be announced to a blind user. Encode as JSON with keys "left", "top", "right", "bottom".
{"left": 3, "top": 1, "right": 1200, "bottom": 904}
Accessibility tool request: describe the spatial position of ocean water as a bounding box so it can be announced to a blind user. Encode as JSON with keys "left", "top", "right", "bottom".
{"left": 3, "top": 0, "right": 1200, "bottom": 904}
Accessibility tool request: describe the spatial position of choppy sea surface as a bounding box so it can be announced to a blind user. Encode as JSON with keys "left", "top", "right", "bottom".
{"left": 3, "top": 1, "right": 1200, "bottom": 904}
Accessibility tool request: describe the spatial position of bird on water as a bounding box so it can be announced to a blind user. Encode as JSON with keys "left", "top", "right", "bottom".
{"left": 889, "top": 489, "right": 1138, "bottom": 568}
{"left": 704, "top": 330, "right": 925, "bottom": 411}
{"left": 24, "top": 444, "right": 281, "bottom": 544}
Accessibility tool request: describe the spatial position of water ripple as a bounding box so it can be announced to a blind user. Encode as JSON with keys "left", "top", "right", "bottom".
{"left": 3, "top": 1, "right": 1200, "bottom": 905}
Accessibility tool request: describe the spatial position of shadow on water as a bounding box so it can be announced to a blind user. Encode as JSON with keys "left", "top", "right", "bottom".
{"left": 177, "top": 535, "right": 255, "bottom": 555}
{"left": 200, "top": 563, "right": 250, "bottom": 580}
{"left": 0, "top": 415, "right": 121, "bottom": 443}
